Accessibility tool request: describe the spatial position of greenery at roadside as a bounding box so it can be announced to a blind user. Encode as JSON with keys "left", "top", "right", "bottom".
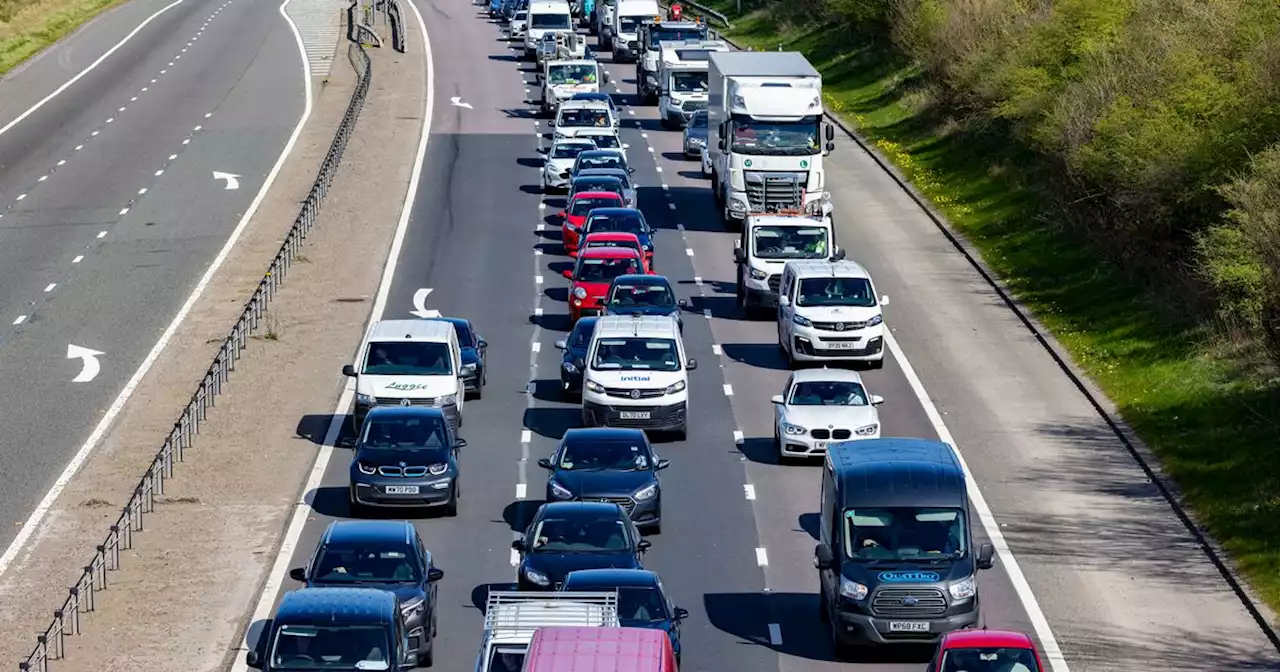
{"left": 701, "top": 0, "right": 1280, "bottom": 611}
{"left": 0, "top": 0, "right": 126, "bottom": 75}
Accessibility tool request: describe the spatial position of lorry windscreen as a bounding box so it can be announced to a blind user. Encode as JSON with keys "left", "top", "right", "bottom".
{"left": 647, "top": 28, "right": 704, "bottom": 47}
{"left": 730, "top": 118, "right": 820, "bottom": 155}
{"left": 270, "top": 624, "right": 392, "bottom": 670}
{"left": 671, "top": 71, "right": 707, "bottom": 93}
{"left": 843, "top": 507, "right": 966, "bottom": 561}
{"left": 752, "top": 225, "right": 827, "bottom": 259}
{"left": 618, "top": 16, "right": 642, "bottom": 32}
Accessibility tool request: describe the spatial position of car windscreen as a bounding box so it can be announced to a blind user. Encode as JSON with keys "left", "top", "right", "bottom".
{"left": 529, "top": 515, "right": 631, "bottom": 552}
{"left": 559, "top": 438, "right": 651, "bottom": 470}
{"left": 618, "top": 16, "right": 640, "bottom": 33}
{"left": 796, "top": 277, "right": 876, "bottom": 308}
{"left": 548, "top": 63, "right": 598, "bottom": 85}
{"left": 788, "top": 380, "right": 868, "bottom": 406}
{"left": 313, "top": 544, "right": 422, "bottom": 583}
{"left": 582, "top": 133, "right": 621, "bottom": 149}
{"left": 584, "top": 212, "right": 645, "bottom": 236}
{"left": 530, "top": 12, "right": 571, "bottom": 28}
{"left": 753, "top": 225, "right": 828, "bottom": 259}
{"left": 843, "top": 507, "right": 967, "bottom": 561}
{"left": 617, "top": 586, "right": 669, "bottom": 624}
{"left": 939, "top": 648, "right": 1041, "bottom": 672}
{"left": 553, "top": 142, "right": 594, "bottom": 159}
{"left": 363, "top": 341, "right": 453, "bottom": 375}
{"left": 671, "top": 70, "right": 708, "bottom": 93}
{"left": 270, "top": 624, "right": 392, "bottom": 670}
{"left": 575, "top": 256, "right": 640, "bottom": 282}
{"left": 570, "top": 196, "right": 621, "bottom": 215}
{"left": 360, "top": 414, "right": 451, "bottom": 450}
{"left": 560, "top": 108, "right": 611, "bottom": 127}
{"left": 572, "top": 179, "right": 623, "bottom": 198}
{"left": 607, "top": 283, "right": 674, "bottom": 309}
{"left": 591, "top": 337, "right": 680, "bottom": 371}
{"left": 447, "top": 321, "right": 475, "bottom": 347}
{"left": 576, "top": 154, "right": 626, "bottom": 170}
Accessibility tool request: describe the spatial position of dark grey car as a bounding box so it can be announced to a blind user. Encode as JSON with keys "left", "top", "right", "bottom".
{"left": 574, "top": 167, "right": 636, "bottom": 208}
{"left": 683, "top": 109, "right": 708, "bottom": 159}
{"left": 349, "top": 406, "right": 465, "bottom": 516}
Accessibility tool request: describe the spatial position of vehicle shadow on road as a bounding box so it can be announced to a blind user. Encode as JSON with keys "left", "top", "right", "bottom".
{"left": 516, "top": 157, "right": 543, "bottom": 168}
{"left": 503, "top": 499, "right": 546, "bottom": 532}
{"left": 471, "top": 582, "right": 521, "bottom": 612}
{"left": 736, "top": 437, "right": 778, "bottom": 466}
{"left": 660, "top": 151, "right": 689, "bottom": 163}
{"left": 798, "top": 513, "right": 821, "bottom": 541}
{"left": 544, "top": 286, "right": 568, "bottom": 302}
{"left": 663, "top": 186, "right": 720, "bottom": 232}
{"left": 534, "top": 241, "right": 563, "bottom": 256}
{"left": 295, "top": 414, "right": 355, "bottom": 447}
{"left": 531, "top": 311, "right": 573, "bottom": 333}
{"left": 721, "top": 343, "right": 791, "bottom": 371}
{"left": 523, "top": 405, "right": 580, "bottom": 441}
{"left": 691, "top": 294, "right": 736, "bottom": 320}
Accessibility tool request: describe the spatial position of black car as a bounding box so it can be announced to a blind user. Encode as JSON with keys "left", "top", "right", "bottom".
{"left": 602, "top": 274, "right": 686, "bottom": 332}
{"left": 567, "top": 175, "right": 626, "bottom": 202}
{"left": 425, "top": 317, "right": 488, "bottom": 399}
{"left": 555, "top": 316, "right": 598, "bottom": 398}
{"left": 537, "top": 427, "right": 668, "bottom": 532}
{"left": 512, "top": 501, "right": 649, "bottom": 590}
{"left": 562, "top": 569, "right": 689, "bottom": 664}
{"left": 287, "top": 520, "right": 445, "bottom": 667}
{"left": 349, "top": 407, "right": 465, "bottom": 516}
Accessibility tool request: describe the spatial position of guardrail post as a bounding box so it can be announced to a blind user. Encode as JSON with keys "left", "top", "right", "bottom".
{"left": 52, "top": 611, "right": 64, "bottom": 658}
{"left": 67, "top": 588, "right": 80, "bottom": 633}
{"left": 34, "top": 637, "right": 46, "bottom": 665}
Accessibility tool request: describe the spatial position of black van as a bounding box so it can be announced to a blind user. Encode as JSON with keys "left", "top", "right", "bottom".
{"left": 247, "top": 587, "right": 411, "bottom": 671}
{"left": 813, "top": 438, "right": 995, "bottom": 656}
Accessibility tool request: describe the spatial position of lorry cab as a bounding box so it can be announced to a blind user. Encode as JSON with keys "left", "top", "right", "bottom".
{"left": 733, "top": 210, "right": 842, "bottom": 314}
{"left": 540, "top": 59, "right": 606, "bottom": 116}
{"left": 581, "top": 314, "right": 695, "bottom": 440}
{"left": 474, "top": 590, "right": 620, "bottom": 672}
{"left": 656, "top": 40, "right": 726, "bottom": 128}
{"left": 247, "top": 587, "right": 409, "bottom": 671}
{"left": 524, "top": 626, "right": 677, "bottom": 672}
{"left": 813, "top": 439, "right": 996, "bottom": 656}
{"left": 524, "top": 0, "right": 573, "bottom": 59}
{"left": 635, "top": 17, "right": 709, "bottom": 101}
{"left": 610, "top": 0, "right": 660, "bottom": 62}
{"left": 343, "top": 319, "right": 465, "bottom": 431}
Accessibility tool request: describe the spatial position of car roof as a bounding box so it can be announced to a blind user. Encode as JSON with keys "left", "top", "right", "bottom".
{"left": 571, "top": 191, "right": 624, "bottom": 200}
{"left": 562, "top": 427, "right": 648, "bottom": 444}
{"left": 556, "top": 137, "right": 597, "bottom": 146}
{"left": 323, "top": 519, "right": 415, "bottom": 546}
{"left": 571, "top": 316, "right": 600, "bottom": 333}
{"left": 275, "top": 587, "right": 398, "bottom": 624}
{"left": 579, "top": 246, "right": 641, "bottom": 259}
{"left": 563, "top": 568, "right": 660, "bottom": 587}
{"left": 611, "top": 274, "right": 668, "bottom": 286}
{"left": 784, "top": 258, "right": 872, "bottom": 280}
{"left": 584, "top": 231, "right": 641, "bottom": 241}
{"left": 577, "top": 149, "right": 624, "bottom": 157}
{"left": 538, "top": 501, "right": 628, "bottom": 517}
{"left": 369, "top": 319, "right": 453, "bottom": 342}
{"left": 941, "top": 629, "right": 1036, "bottom": 649}
{"left": 365, "top": 406, "right": 449, "bottom": 422}
{"left": 423, "top": 316, "right": 469, "bottom": 329}
{"left": 790, "top": 367, "right": 865, "bottom": 384}
{"left": 586, "top": 207, "right": 641, "bottom": 217}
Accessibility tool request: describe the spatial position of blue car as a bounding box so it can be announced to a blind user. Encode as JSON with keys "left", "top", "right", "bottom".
{"left": 423, "top": 317, "right": 488, "bottom": 399}
{"left": 489, "top": 0, "right": 502, "bottom": 16}
{"left": 602, "top": 274, "right": 686, "bottom": 332}
{"left": 554, "top": 316, "right": 598, "bottom": 398}
{"left": 561, "top": 568, "right": 688, "bottom": 664}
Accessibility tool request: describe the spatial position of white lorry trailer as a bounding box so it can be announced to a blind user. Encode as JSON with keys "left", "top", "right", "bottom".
{"left": 656, "top": 39, "right": 727, "bottom": 128}
{"left": 707, "top": 51, "right": 836, "bottom": 229}
{"left": 474, "top": 590, "right": 619, "bottom": 672}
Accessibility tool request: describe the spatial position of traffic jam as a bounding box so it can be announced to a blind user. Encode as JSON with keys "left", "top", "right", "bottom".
{"left": 243, "top": 2, "right": 1049, "bottom": 672}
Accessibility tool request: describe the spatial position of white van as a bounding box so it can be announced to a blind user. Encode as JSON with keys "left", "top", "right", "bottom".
{"left": 343, "top": 319, "right": 465, "bottom": 430}
{"left": 524, "top": 0, "right": 573, "bottom": 59}
{"left": 581, "top": 314, "right": 695, "bottom": 439}
{"left": 610, "top": 0, "right": 660, "bottom": 62}
{"left": 775, "top": 259, "right": 890, "bottom": 368}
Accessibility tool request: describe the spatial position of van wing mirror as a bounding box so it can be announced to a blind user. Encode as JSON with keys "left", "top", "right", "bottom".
{"left": 814, "top": 543, "right": 835, "bottom": 569}
{"left": 733, "top": 248, "right": 746, "bottom": 263}
{"left": 825, "top": 123, "right": 835, "bottom": 142}
{"left": 537, "top": 458, "right": 553, "bottom": 469}
{"left": 977, "top": 542, "right": 995, "bottom": 570}
{"left": 778, "top": 295, "right": 790, "bottom": 307}
{"left": 770, "top": 394, "right": 784, "bottom": 405}
{"left": 554, "top": 339, "right": 568, "bottom": 349}
{"left": 342, "top": 364, "right": 357, "bottom": 377}
{"left": 685, "top": 358, "right": 697, "bottom": 370}
{"left": 512, "top": 539, "right": 527, "bottom": 551}
{"left": 832, "top": 246, "right": 846, "bottom": 261}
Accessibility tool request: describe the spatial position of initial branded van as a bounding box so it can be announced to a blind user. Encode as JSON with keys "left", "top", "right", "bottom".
{"left": 343, "top": 319, "right": 465, "bottom": 431}
{"left": 581, "top": 314, "right": 696, "bottom": 439}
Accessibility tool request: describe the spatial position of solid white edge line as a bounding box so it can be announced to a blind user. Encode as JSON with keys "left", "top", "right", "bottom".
{"left": 0, "top": 0, "right": 187, "bottom": 138}
{"left": 0, "top": 0, "right": 315, "bottom": 579}
{"left": 885, "top": 331, "right": 1069, "bottom": 671}
{"left": 227, "top": 2, "right": 434, "bottom": 668}
{"left": 767, "top": 622, "right": 782, "bottom": 646}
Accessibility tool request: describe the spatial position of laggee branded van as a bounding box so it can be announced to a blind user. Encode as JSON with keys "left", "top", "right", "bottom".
{"left": 580, "top": 314, "right": 696, "bottom": 439}
{"left": 343, "top": 319, "right": 465, "bottom": 431}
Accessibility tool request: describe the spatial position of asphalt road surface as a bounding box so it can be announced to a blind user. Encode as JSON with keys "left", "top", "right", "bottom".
{"left": 242, "top": 1, "right": 1280, "bottom": 671}
{"left": 0, "top": 0, "right": 306, "bottom": 551}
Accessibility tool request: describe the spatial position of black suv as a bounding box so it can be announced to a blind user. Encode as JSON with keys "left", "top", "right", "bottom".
{"left": 512, "top": 501, "right": 649, "bottom": 590}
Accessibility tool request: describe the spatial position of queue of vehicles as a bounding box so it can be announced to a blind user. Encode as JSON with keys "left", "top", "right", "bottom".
{"left": 242, "top": 4, "right": 1046, "bottom": 672}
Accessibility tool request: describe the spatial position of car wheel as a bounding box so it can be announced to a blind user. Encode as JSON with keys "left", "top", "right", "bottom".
{"left": 444, "top": 485, "right": 459, "bottom": 517}
{"left": 473, "top": 379, "right": 484, "bottom": 400}
{"left": 865, "top": 357, "right": 885, "bottom": 370}
{"left": 419, "top": 645, "right": 434, "bottom": 668}
{"left": 645, "top": 521, "right": 661, "bottom": 535}
{"left": 818, "top": 586, "right": 830, "bottom": 623}
{"left": 736, "top": 282, "right": 747, "bottom": 313}
{"left": 671, "top": 425, "right": 687, "bottom": 441}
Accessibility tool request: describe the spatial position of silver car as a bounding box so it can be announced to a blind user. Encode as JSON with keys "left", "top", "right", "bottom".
{"left": 683, "top": 109, "right": 708, "bottom": 159}
{"left": 542, "top": 138, "right": 598, "bottom": 191}
{"left": 574, "top": 167, "right": 636, "bottom": 208}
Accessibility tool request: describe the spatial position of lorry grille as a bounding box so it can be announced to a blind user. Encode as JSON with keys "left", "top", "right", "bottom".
{"left": 627, "top": 40, "right": 638, "bottom": 52}
{"left": 744, "top": 171, "right": 804, "bottom": 212}
{"left": 870, "top": 588, "right": 948, "bottom": 617}
{"left": 767, "top": 274, "right": 781, "bottom": 293}
{"left": 372, "top": 396, "right": 436, "bottom": 407}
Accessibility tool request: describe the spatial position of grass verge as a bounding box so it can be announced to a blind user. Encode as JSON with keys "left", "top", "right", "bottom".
{"left": 705, "top": 4, "right": 1280, "bottom": 611}
{"left": 0, "top": 0, "right": 128, "bottom": 76}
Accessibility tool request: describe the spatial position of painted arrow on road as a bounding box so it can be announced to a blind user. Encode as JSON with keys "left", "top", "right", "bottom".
{"left": 410, "top": 288, "right": 440, "bottom": 318}
{"left": 450, "top": 97, "right": 473, "bottom": 109}
{"left": 212, "top": 171, "right": 241, "bottom": 190}
{"left": 67, "top": 344, "right": 104, "bottom": 383}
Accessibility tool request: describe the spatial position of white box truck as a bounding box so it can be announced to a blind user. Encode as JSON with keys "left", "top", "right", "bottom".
{"left": 656, "top": 39, "right": 727, "bottom": 128}
{"left": 707, "top": 51, "right": 836, "bottom": 229}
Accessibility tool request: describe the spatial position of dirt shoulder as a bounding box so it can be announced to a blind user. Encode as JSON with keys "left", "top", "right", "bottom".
{"left": 0, "top": 26, "right": 427, "bottom": 672}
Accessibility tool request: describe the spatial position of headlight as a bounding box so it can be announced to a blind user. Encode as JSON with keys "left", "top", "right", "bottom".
{"left": 562, "top": 361, "right": 578, "bottom": 373}
{"left": 748, "top": 267, "right": 767, "bottom": 280}
{"left": 867, "top": 314, "right": 883, "bottom": 327}
{"left": 401, "top": 597, "right": 425, "bottom": 619}
{"left": 688, "top": 136, "right": 705, "bottom": 146}
{"left": 642, "top": 243, "right": 652, "bottom": 251}
{"left": 792, "top": 313, "right": 812, "bottom": 327}
{"left": 549, "top": 480, "right": 574, "bottom": 499}
{"left": 949, "top": 575, "right": 976, "bottom": 601}
{"left": 437, "top": 394, "right": 457, "bottom": 406}
{"left": 633, "top": 483, "right": 657, "bottom": 500}
{"left": 854, "top": 424, "right": 879, "bottom": 436}
{"left": 664, "top": 380, "right": 685, "bottom": 394}
{"left": 356, "top": 461, "right": 377, "bottom": 475}
{"left": 356, "top": 393, "right": 375, "bottom": 406}
{"left": 839, "top": 578, "right": 868, "bottom": 600}
{"left": 782, "top": 423, "right": 807, "bottom": 436}
{"left": 573, "top": 286, "right": 587, "bottom": 299}
{"left": 585, "top": 379, "right": 605, "bottom": 393}
{"left": 428, "top": 463, "right": 449, "bottom": 476}
{"left": 523, "top": 566, "right": 551, "bottom": 586}
{"left": 461, "top": 363, "right": 477, "bottom": 375}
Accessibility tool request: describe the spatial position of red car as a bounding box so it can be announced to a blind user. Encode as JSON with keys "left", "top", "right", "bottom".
{"left": 930, "top": 629, "right": 1044, "bottom": 672}
{"left": 561, "top": 191, "right": 624, "bottom": 257}
{"left": 580, "top": 232, "right": 652, "bottom": 274}
{"left": 561, "top": 247, "right": 644, "bottom": 322}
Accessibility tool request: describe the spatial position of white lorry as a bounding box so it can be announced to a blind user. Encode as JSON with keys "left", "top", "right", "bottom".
{"left": 635, "top": 17, "right": 709, "bottom": 102}
{"left": 707, "top": 51, "right": 836, "bottom": 229}
{"left": 609, "top": 0, "right": 660, "bottom": 62}
{"left": 474, "top": 590, "right": 619, "bottom": 672}
{"left": 656, "top": 39, "right": 727, "bottom": 128}
{"left": 540, "top": 58, "right": 606, "bottom": 116}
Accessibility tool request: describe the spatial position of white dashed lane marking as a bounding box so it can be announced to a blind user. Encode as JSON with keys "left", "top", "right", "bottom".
{"left": 743, "top": 484, "right": 756, "bottom": 500}
{"left": 755, "top": 547, "right": 769, "bottom": 567}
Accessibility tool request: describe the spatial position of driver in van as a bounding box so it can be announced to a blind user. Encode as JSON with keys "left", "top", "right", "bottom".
{"left": 371, "top": 347, "right": 394, "bottom": 367}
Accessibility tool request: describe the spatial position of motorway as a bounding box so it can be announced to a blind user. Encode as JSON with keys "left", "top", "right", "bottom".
{"left": 0, "top": 0, "right": 306, "bottom": 551}
{"left": 244, "top": 1, "right": 1280, "bottom": 671}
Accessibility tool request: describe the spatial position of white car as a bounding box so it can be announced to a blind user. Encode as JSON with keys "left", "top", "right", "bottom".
{"left": 771, "top": 367, "right": 883, "bottom": 461}
{"left": 542, "top": 138, "right": 597, "bottom": 191}
{"left": 572, "top": 128, "right": 628, "bottom": 162}
{"left": 509, "top": 11, "right": 528, "bottom": 40}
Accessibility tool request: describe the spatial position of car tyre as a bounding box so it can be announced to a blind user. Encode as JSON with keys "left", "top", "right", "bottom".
{"left": 818, "top": 586, "right": 830, "bottom": 623}
{"left": 671, "top": 425, "right": 687, "bottom": 441}
{"left": 865, "top": 357, "right": 885, "bottom": 370}
{"left": 419, "top": 645, "right": 434, "bottom": 668}
{"left": 443, "top": 484, "right": 459, "bottom": 517}
{"left": 645, "top": 521, "right": 661, "bottom": 535}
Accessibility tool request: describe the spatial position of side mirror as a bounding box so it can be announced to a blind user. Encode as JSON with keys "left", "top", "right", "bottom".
{"left": 246, "top": 650, "right": 262, "bottom": 669}
{"left": 342, "top": 364, "right": 357, "bottom": 377}
{"left": 478, "top": 339, "right": 488, "bottom": 349}
{"left": 455, "top": 438, "right": 468, "bottom": 449}
{"left": 427, "top": 567, "right": 445, "bottom": 582}
{"left": 879, "top": 294, "right": 890, "bottom": 306}
{"left": 718, "top": 137, "right": 727, "bottom": 151}
{"left": 554, "top": 339, "right": 568, "bottom": 349}
{"left": 562, "top": 269, "right": 574, "bottom": 279}
{"left": 825, "top": 141, "right": 835, "bottom": 153}
{"left": 637, "top": 539, "right": 652, "bottom": 552}
{"left": 733, "top": 248, "right": 746, "bottom": 263}
{"left": 685, "top": 358, "right": 697, "bottom": 370}
{"left": 778, "top": 295, "right": 790, "bottom": 307}
{"left": 832, "top": 246, "right": 846, "bottom": 261}
{"left": 537, "top": 146, "right": 547, "bottom": 154}
{"left": 602, "top": 72, "right": 611, "bottom": 83}
{"left": 627, "top": 166, "right": 635, "bottom": 174}
{"left": 677, "top": 298, "right": 688, "bottom": 309}
{"left": 825, "top": 124, "right": 835, "bottom": 142}
{"left": 770, "top": 394, "right": 784, "bottom": 405}
{"left": 870, "top": 395, "right": 884, "bottom": 406}
{"left": 656, "top": 458, "right": 671, "bottom": 470}
{"left": 977, "top": 542, "right": 995, "bottom": 570}
{"left": 558, "top": 210, "right": 566, "bottom": 218}
{"left": 512, "top": 539, "right": 527, "bottom": 551}
{"left": 288, "top": 567, "right": 307, "bottom": 582}
{"left": 622, "top": 143, "right": 631, "bottom": 149}
{"left": 814, "top": 543, "right": 834, "bottom": 569}
{"left": 673, "top": 607, "right": 689, "bottom": 620}
{"left": 537, "top": 458, "right": 553, "bottom": 469}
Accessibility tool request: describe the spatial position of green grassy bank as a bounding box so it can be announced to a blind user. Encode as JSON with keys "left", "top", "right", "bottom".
{"left": 1, "top": 0, "right": 127, "bottom": 75}
{"left": 702, "top": 2, "right": 1280, "bottom": 613}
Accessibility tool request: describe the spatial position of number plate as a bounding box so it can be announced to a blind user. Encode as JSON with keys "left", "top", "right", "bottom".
{"left": 619, "top": 411, "right": 651, "bottom": 420}
{"left": 887, "top": 621, "right": 929, "bottom": 633}
{"left": 384, "top": 485, "right": 420, "bottom": 495}
{"left": 825, "top": 341, "right": 860, "bottom": 350}
{"left": 813, "top": 442, "right": 828, "bottom": 450}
